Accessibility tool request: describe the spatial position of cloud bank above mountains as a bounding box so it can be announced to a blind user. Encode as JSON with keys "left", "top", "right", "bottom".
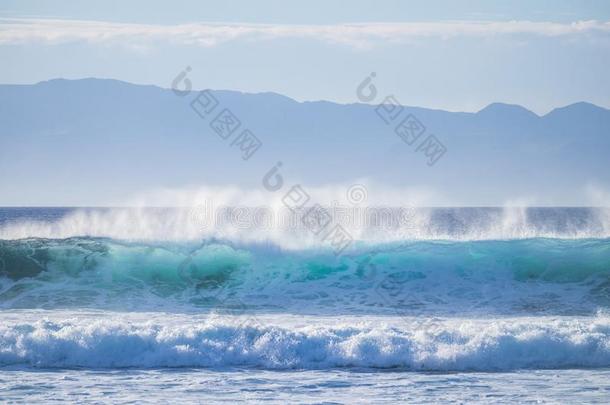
{"left": 1, "top": 18, "right": 610, "bottom": 48}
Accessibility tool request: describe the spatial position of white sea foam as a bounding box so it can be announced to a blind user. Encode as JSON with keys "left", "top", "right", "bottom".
{"left": 1, "top": 312, "right": 610, "bottom": 371}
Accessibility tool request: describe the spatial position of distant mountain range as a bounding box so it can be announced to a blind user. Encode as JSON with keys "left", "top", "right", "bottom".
{"left": 1, "top": 78, "right": 609, "bottom": 205}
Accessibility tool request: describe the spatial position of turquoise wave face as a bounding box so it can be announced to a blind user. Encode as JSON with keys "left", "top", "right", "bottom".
{"left": 1, "top": 237, "right": 610, "bottom": 314}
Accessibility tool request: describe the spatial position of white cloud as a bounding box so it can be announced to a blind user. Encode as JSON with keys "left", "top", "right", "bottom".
{"left": 1, "top": 18, "right": 609, "bottom": 48}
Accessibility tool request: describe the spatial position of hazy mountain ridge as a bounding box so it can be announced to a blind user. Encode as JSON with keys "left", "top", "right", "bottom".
{"left": 1, "top": 78, "right": 609, "bottom": 205}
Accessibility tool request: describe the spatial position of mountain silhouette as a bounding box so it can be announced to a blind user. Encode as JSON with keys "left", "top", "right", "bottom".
{"left": 1, "top": 78, "right": 609, "bottom": 205}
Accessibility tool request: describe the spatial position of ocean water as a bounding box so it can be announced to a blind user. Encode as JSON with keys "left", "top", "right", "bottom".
{"left": 1, "top": 207, "right": 610, "bottom": 403}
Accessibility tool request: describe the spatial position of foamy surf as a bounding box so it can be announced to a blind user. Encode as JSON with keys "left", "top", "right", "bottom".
{"left": 1, "top": 208, "right": 610, "bottom": 378}
{"left": 1, "top": 312, "right": 610, "bottom": 371}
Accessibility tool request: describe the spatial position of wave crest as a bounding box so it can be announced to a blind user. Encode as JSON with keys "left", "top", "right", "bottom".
{"left": 1, "top": 207, "right": 610, "bottom": 245}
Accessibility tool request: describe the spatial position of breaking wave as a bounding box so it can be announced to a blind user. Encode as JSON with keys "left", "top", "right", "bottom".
{"left": 2, "top": 206, "right": 610, "bottom": 372}
{"left": 1, "top": 313, "right": 610, "bottom": 371}
{"left": 1, "top": 236, "right": 609, "bottom": 314}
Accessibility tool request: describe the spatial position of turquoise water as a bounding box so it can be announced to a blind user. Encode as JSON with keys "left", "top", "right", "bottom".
{"left": 1, "top": 207, "right": 610, "bottom": 403}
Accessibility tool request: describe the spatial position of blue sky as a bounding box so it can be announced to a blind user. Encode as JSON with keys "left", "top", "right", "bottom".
{"left": 1, "top": 0, "right": 610, "bottom": 113}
